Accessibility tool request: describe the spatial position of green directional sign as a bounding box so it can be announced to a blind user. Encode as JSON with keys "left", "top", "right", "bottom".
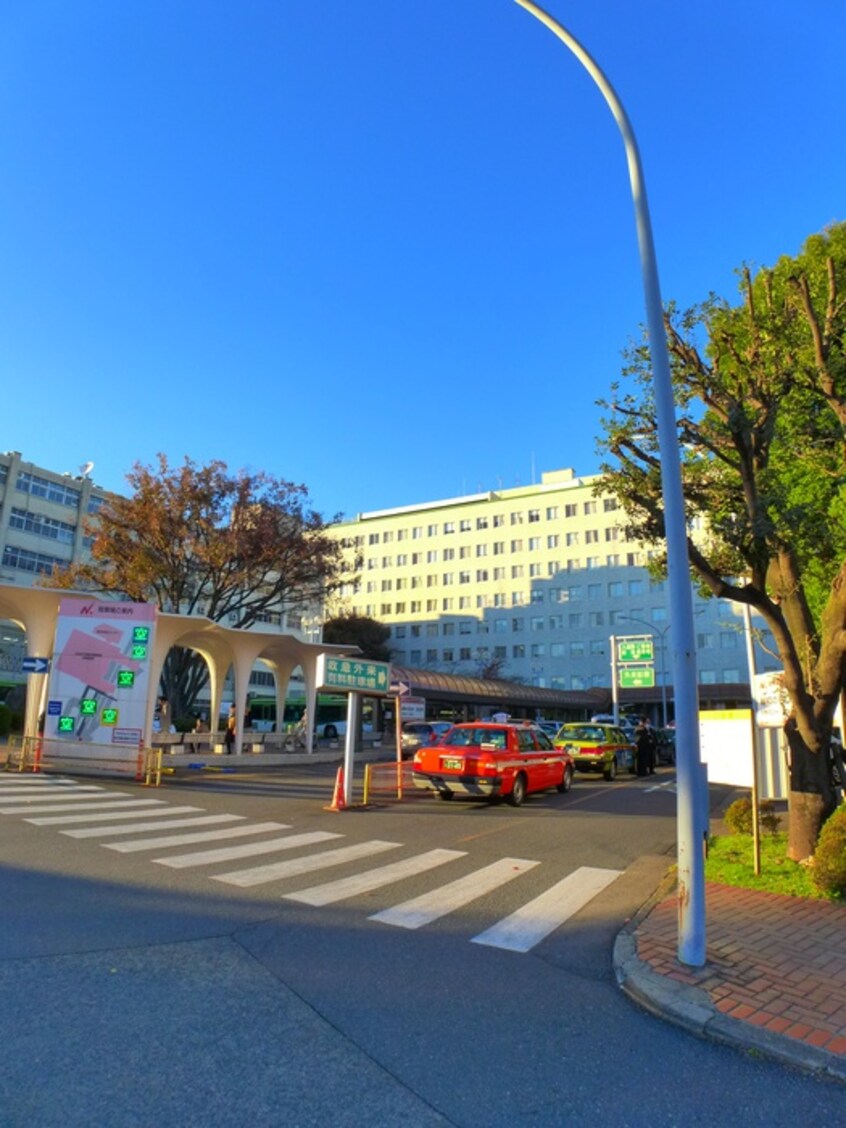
{"left": 131, "top": 644, "right": 148, "bottom": 660}
{"left": 117, "top": 670, "right": 135, "bottom": 688}
{"left": 58, "top": 716, "right": 75, "bottom": 733}
{"left": 101, "top": 707, "right": 119, "bottom": 726}
{"left": 619, "top": 666, "right": 656, "bottom": 688}
{"left": 132, "top": 626, "right": 150, "bottom": 643}
{"left": 80, "top": 699, "right": 97, "bottom": 716}
{"left": 318, "top": 655, "right": 390, "bottom": 695}
{"left": 617, "top": 637, "right": 654, "bottom": 663}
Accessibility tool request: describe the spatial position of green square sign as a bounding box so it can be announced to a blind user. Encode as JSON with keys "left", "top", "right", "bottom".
{"left": 80, "top": 699, "right": 97, "bottom": 716}
{"left": 618, "top": 637, "right": 654, "bottom": 663}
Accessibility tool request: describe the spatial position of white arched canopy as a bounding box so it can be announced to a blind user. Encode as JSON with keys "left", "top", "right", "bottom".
{"left": 0, "top": 582, "right": 354, "bottom": 755}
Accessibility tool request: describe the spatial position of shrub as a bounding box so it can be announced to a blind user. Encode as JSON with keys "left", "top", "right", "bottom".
{"left": 811, "top": 807, "right": 846, "bottom": 897}
{"left": 724, "top": 797, "right": 780, "bottom": 836}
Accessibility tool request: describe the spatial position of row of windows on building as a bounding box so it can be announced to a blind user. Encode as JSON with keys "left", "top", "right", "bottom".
{"left": 343, "top": 499, "right": 620, "bottom": 548}
{"left": 5, "top": 470, "right": 105, "bottom": 513}
{"left": 359, "top": 529, "right": 632, "bottom": 566}
{"left": 391, "top": 616, "right": 745, "bottom": 649}
{"left": 357, "top": 577, "right": 668, "bottom": 617}
{"left": 2, "top": 544, "right": 66, "bottom": 575}
{"left": 394, "top": 646, "right": 745, "bottom": 689}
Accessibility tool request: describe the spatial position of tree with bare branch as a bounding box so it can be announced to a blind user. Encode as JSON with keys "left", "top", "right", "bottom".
{"left": 50, "top": 454, "right": 344, "bottom": 719}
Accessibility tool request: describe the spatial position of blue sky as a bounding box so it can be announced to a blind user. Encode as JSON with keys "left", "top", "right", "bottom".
{"left": 3, "top": 1, "right": 843, "bottom": 521}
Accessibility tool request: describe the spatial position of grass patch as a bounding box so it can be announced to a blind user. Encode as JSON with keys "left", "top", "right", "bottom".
{"left": 705, "top": 832, "right": 834, "bottom": 900}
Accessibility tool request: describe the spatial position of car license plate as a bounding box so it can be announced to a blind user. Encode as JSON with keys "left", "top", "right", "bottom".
{"left": 442, "top": 757, "right": 463, "bottom": 771}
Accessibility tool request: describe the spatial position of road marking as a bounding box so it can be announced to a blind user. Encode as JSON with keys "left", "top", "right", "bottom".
{"left": 645, "top": 780, "right": 676, "bottom": 793}
{"left": 155, "top": 830, "right": 344, "bottom": 870}
{"left": 0, "top": 798, "right": 168, "bottom": 816}
{"left": 285, "top": 848, "right": 467, "bottom": 906}
{"left": 369, "top": 858, "right": 539, "bottom": 930}
{"left": 212, "top": 839, "right": 401, "bottom": 887}
{"left": 105, "top": 821, "right": 291, "bottom": 853}
{"left": 22, "top": 801, "right": 170, "bottom": 822}
{"left": 61, "top": 814, "right": 242, "bottom": 838}
{"left": 471, "top": 865, "right": 622, "bottom": 952}
{"left": 0, "top": 787, "right": 108, "bottom": 802}
{"left": 28, "top": 803, "right": 207, "bottom": 830}
{"left": 0, "top": 776, "right": 93, "bottom": 786}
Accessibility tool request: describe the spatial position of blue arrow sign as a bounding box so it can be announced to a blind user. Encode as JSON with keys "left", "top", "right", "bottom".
{"left": 22, "top": 657, "right": 50, "bottom": 674}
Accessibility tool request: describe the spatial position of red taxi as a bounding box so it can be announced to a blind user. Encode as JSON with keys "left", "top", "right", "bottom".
{"left": 412, "top": 721, "right": 574, "bottom": 806}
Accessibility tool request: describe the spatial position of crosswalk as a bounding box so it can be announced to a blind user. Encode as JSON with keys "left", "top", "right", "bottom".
{"left": 0, "top": 774, "right": 623, "bottom": 954}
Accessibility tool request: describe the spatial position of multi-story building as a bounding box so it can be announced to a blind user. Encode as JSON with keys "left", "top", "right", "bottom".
{"left": 0, "top": 451, "right": 115, "bottom": 695}
{"left": 327, "top": 467, "right": 780, "bottom": 702}
{"left": 0, "top": 451, "right": 318, "bottom": 706}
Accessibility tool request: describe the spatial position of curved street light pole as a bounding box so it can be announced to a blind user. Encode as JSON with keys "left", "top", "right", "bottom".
{"left": 514, "top": 1, "right": 705, "bottom": 966}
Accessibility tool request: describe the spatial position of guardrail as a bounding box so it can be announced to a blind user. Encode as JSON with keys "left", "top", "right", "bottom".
{"left": 363, "top": 761, "right": 429, "bottom": 805}
{"left": 6, "top": 735, "right": 150, "bottom": 781}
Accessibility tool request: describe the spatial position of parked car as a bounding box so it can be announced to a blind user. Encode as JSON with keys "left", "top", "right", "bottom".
{"left": 400, "top": 720, "right": 453, "bottom": 758}
{"left": 553, "top": 722, "right": 635, "bottom": 781}
{"left": 412, "top": 720, "right": 574, "bottom": 806}
{"left": 536, "top": 720, "right": 561, "bottom": 740}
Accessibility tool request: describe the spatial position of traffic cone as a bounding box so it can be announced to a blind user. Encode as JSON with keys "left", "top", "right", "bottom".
{"left": 324, "top": 765, "right": 347, "bottom": 812}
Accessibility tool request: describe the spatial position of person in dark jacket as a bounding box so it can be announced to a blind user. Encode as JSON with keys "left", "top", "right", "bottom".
{"left": 635, "top": 717, "right": 655, "bottom": 777}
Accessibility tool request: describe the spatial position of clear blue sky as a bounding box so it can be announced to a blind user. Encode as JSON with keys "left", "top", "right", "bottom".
{"left": 3, "top": 1, "right": 843, "bottom": 520}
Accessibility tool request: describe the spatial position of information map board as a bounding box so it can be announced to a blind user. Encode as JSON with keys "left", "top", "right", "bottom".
{"left": 45, "top": 599, "right": 157, "bottom": 746}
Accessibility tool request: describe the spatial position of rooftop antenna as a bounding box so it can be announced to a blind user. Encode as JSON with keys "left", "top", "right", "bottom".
{"left": 79, "top": 461, "right": 94, "bottom": 477}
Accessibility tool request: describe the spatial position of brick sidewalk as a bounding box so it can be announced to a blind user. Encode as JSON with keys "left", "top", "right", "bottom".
{"left": 633, "top": 883, "right": 846, "bottom": 1057}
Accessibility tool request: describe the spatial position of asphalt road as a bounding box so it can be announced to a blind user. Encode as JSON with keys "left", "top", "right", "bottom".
{"left": 1, "top": 763, "right": 843, "bottom": 1126}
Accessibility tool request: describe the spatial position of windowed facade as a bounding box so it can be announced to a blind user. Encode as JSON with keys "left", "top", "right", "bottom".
{"left": 324, "top": 464, "right": 778, "bottom": 690}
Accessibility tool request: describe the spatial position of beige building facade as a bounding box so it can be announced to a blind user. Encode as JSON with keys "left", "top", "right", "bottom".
{"left": 327, "top": 467, "right": 779, "bottom": 698}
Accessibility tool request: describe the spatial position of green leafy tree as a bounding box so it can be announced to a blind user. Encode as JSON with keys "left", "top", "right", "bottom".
{"left": 322, "top": 613, "right": 391, "bottom": 662}
{"left": 598, "top": 223, "right": 846, "bottom": 861}
{"left": 50, "top": 454, "right": 343, "bottom": 718}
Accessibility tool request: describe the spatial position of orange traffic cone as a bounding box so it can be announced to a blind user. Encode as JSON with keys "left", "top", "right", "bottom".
{"left": 324, "top": 765, "right": 347, "bottom": 812}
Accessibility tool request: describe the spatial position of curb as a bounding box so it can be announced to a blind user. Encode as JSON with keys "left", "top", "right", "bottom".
{"left": 613, "top": 881, "right": 846, "bottom": 1085}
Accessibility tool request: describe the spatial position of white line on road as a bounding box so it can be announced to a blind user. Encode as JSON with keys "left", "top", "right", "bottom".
{"left": 212, "top": 839, "right": 401, "bottom": 887}
{"left": 28, "top": 803, "right": 205, "bottom": 830}
{"left": 285, "top": 848, "right": 467, "bottom": 907}
{"left": 470, "top": 865, "right": 622, "bottom": 952}
{"left": 3, "top": 798, "right": 166, "bottom": 816}
{"left": 155, "top": 830, "right": 344, "bottom": 870}
{"left": 105, "top": 821, "right": 291, "bottom": 853}
{"left": 61, "top": 814, "right": 242, "bottom": 838}
{"left": 22, "top": 801, "right": 171, "bottom": 822}
{"left": 0, "top": 787, "right": 108, "bottom": 802}
{"left": 369, "top": 858, "right": 539, "bottom": 931}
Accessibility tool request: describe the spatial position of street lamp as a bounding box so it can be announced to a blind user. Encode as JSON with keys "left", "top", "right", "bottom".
{"left": 514, "top": 1, "right": 706, "bottom": 967}
{"left": 618, "top": 616, "right": 670, "bottom": 729}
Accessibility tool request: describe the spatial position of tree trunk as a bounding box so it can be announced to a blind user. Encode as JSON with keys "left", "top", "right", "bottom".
{"left": 785, "top": 723, "right": 837, "bottom": 861}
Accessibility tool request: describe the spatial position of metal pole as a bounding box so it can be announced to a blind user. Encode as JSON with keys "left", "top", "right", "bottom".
{"left": 610, "top": 634, "right": 619, "bottom": 723}
{"left": 515, "top": 0, "right": 705, "bottom": 965}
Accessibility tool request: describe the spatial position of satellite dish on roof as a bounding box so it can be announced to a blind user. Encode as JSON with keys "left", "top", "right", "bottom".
{"left": 79, "top": 461, "right": 95, "bottom": 477}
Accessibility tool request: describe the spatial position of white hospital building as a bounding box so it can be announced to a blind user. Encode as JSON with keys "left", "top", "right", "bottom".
{"left": 326, "top": 467, "right": 780, "bottom": 705}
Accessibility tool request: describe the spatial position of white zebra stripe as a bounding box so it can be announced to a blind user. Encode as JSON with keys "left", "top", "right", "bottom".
{"left": 369, "top": 858, "right": 539, "bottom": 930}
{"left": 29, "top": 807, "right": 205, "bottom": 825}
{"left": 470, "top": 865, "right": 622, "bottom": 952}
{"left": 22, "top": 801, "right": 171, "bottom": 822}
{"left": 62, "top": 814, "right": 243, "bottom": 838}
{"left": 284, "top": 848, "right": 467, "bottom": 906}
{"left": 105, "top": 821, "right": 291, "bottom": 853}
{"left": 2, "top": 798, "right": 166, "bottom": 816}
{"left": 212, "top": 840, "right": 401, "bottom": 888}
{"left": 155, "top": 830, "right": 343, "bottom": 870}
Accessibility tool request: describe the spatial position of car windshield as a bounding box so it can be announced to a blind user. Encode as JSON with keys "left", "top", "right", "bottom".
{"left": 560, "top": 725, "right": 607, "bottom": 741}
{"left": 445, "top": 726, "right": 506, "bottom": 748}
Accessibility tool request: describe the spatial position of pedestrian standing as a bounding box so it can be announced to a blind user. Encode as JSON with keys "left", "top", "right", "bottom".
{"left": 224, "top": 704, "right": 237, "bottom": 754}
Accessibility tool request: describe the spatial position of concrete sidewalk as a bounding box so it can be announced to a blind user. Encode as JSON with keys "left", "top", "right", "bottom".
{"left": 615, "top": 876, "right": 846, "bottom": 1083}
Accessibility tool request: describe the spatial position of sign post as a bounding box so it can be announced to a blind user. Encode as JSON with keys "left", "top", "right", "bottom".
{"left": 316, "top": 655, "right": 391, "bottom": 806}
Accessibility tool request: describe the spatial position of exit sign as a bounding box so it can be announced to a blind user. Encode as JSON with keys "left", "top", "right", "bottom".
{"left": 619, "top": 667, "right": 656, "bottom": 688}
